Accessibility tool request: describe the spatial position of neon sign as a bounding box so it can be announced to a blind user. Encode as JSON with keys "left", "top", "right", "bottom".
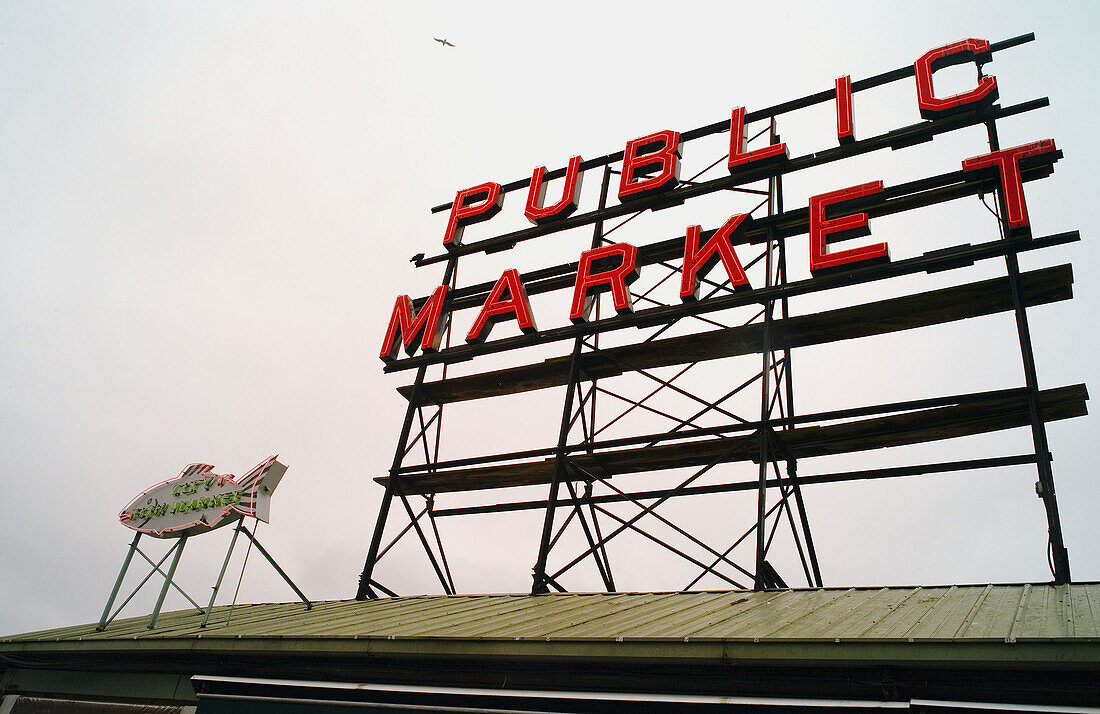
{"left": 379, "top": 38, "right": 1058, "bottom": 364}
{"left": 119, "top": 456, "right": 287, "bottom": 538}
{"left": 357, "top": 32, "right": 1087, "bottom": 598}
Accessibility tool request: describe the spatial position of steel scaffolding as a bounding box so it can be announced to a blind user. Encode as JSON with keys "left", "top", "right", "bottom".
{"left": 356, "top": 32, "right": 1081, "bottom": 599}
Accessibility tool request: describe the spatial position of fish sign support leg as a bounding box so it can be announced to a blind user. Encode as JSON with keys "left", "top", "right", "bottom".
{"left": 201, "top": 520, "right": 246, "bottom": 628}
{"left": 148, "top": 536, "right": 188, "bottom": 629}
{"left": 97, "top": 531, "right": 142, "bottom": 632}
{"left": 240, "top": 524, "right": 311, "bottom": 609}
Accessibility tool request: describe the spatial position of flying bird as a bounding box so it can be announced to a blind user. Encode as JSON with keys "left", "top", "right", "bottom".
{"left": 434, "top": 38, "right": 455, "bottom": 48}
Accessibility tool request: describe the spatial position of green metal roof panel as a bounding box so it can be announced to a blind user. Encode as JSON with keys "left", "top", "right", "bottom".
{"left": 900, "top": 584, "right": 975, "bottom": 639}
{"left": 621, "top": 591, "right": 748, "bottom": 637}
{"left": 5, "top": 584, "right": 1100, "bottom": 649}
{"left": 1068, "top": 583, "right": 1099, "bottom": 636}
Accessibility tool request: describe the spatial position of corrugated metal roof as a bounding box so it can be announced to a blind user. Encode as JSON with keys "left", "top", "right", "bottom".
{"left": 4, "top": 583, "right": 1098, "bottom": 647}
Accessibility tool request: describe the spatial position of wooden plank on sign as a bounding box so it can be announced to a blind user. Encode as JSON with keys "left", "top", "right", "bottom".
{"left": 399, "top": 265, "right": 1073, "bottom": 406}
{"left": 378, "top": 384, "right": 1088, "bottom": 495}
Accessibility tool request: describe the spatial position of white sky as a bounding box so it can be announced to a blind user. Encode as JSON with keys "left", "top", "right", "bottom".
{"left": 1, "top": 1, "right": 1098, "bottom": 636}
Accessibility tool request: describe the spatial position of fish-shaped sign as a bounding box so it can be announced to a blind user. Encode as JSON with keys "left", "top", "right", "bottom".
{"left": 119, "top": 456, "right": 287, "bottom": 538}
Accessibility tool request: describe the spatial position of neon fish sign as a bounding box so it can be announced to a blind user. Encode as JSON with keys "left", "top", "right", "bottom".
{"left": 119, "top": 456, "right": 287, "bottom": 538}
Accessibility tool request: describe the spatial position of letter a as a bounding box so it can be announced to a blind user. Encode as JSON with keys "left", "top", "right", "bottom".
{"left": 466, "top": 269, "right": 538, "bottom": 344}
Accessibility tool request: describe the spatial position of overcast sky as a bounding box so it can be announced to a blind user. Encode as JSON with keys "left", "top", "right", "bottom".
{"left": 2, "top": 1, "right": 1098, "bottom": 636}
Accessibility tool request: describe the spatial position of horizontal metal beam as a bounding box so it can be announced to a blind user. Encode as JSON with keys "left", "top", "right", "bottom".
{"left": 386, "top": 228, "right": 1075, "bottom": 374}
{"left": 413, "top": 97, "right": 1047, "bottom": 267}
{"left": 416, "top": 133, "right": 1055, "bottom": 309}
{"left": 378, "top": 384, "right": 1087, "bottom": 494}
{"left": 401, "top": 264, "right": 1073, "bottom": 406}
{"left": 426, "top": 32, "right": 1034, "bottom": 215}
{"left": 398, "top": 386, "right": 1031, "bottom": 477}
{"left": 382, "top": 380, "right": 1086, "bottom": 492}
{"left": 431, "top": 454, "right": 1039, "bottom": 517}
{"left": 415, "top": 97, "right": 1047, "bottom": 267}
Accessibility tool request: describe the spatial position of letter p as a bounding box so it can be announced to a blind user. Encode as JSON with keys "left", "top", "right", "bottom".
{"left": 443, "top": 182, "right": 504, "bottom": 248}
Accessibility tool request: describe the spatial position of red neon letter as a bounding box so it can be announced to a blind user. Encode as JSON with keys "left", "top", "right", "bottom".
{"left": 525, "top": 155, "right": 584, "bottom": 224}
{"left": 465, "top": 269, "right": 538, "bottom": 344}
{"left": 443, "top": 182, "right": 504, "bottom": 248}
{"left": 569, "top": 243, "right": 640, "bottom": 324}
{"left": 962, "top": 140, "right": 1057, "bottom": 234}
{"left": 914, "top": 39, "right": 998, "bottom": 120}
{"left": 836, "top": 76, "right": 854, "bottom": 145}
{"left": 618, "top": 130, "right": 681, "bottom": 202}
{"left": 680, "top": 215, "right": 752, "bottom": 302}
{"left": 808, "top": 181, "right": 888, "bottom": 276}
{"left": 379, "top": 285, "right": 449, "bottom": 362}
{"left": 728, "top": 106, "right": 788, "bottom": 172}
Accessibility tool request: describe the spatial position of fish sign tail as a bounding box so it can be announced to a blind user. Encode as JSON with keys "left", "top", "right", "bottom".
{"left": 235, "top": 455, "right": 287, "bottom": 523}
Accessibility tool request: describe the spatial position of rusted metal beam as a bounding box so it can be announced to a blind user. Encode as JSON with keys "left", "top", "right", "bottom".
{"left": 379, "top": 384, "right": 1087, "bottom": 494}
{"left": 400, "top": 264, "right": 1072, "bottom": 405}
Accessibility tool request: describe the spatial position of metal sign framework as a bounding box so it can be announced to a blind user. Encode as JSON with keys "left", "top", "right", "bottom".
{"left": 101, "top": 459, "right": 310, "bottom": 630}
{"left": 356, "top": 33, "right": 1085, "bottom": 599}
{"left": 98, "top": 518, "right": 310, "bottom": 631}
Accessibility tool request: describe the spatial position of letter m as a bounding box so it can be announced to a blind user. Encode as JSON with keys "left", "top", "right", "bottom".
{"left": 379, "top": 285, "right": 450, "bottom": 362}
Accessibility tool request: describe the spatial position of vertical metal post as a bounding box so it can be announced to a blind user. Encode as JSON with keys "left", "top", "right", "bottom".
{"left": 754, "top": 255, "right": 774, "bottom": 586}
{"left": 532, "top": 165, "right": 612, "bottom": 595}
{"left": 532, "top": 339, "right": 584, "bottom": 594}
{"left": 358, "top": 256, "right": 459, "bottom": 599}
{"left": 147, "top": 535, "right": 187, "bottom": 629}
{"left": 585, "top": 482, "right": 615, "bottom": 591}
{"left": 201, "top": 520, "right": 243, "bottom": 628}
{"left": 426, "top": 496, "right": 457, "bottom": 594}
{"left": 99, "top": 542, "right": 182, "bottom": 629}
{"left": 428, "top": 269, "right": 460, "bottom": 595}
{"left": 754, "top": 119, "right": 779, "bottom": 590}
{"left": 564, "top": 480, "right": 614, "bottom": 591}
{"left": 984, "top": 118, "right": 1071, "bottom": 583}
{"left": 97, "top": 531, "right": 141, "bottom": 632}
{"left": 774, "top": 166, "right": 822, "bottom": 588}
{"left": 395, "top": 486, "right": 455, "bottom": 594}
{"left": 584, "top": 235, "right": 612, "bottom": 589}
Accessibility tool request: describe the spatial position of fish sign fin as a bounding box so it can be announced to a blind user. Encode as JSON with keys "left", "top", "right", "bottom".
{"left": 180, "top": 463, "right": 215, "bottom": 479}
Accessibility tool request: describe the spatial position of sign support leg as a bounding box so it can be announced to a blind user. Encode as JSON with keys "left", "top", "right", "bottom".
{"left": 148, "top": 535, "right": 187, "bottom": 629}
{"left": 97, "top": 531, "right": 141, "bottom": 632}
{"left": 358, "top": 256, "right": 459, "bottom": 600}
{"left": 531, "top": 165, "right": 612, "bottom": 595}
{"left": 774, "top": 170, "right": 822, "bottom": 588}
{"left": 239, "top": 524, "right": 311, "bottom": 609}
{"left": 754, "top": 239, "right": 774, "bottom": 590}
{"left": 755, "top": 126, "right": 780, "bottom": 590}
{"left": 201, "top": 520, "right": 244, "bottom": 627}
{"left": 984, "top": 117, "right": 1071, "bottom": 583}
